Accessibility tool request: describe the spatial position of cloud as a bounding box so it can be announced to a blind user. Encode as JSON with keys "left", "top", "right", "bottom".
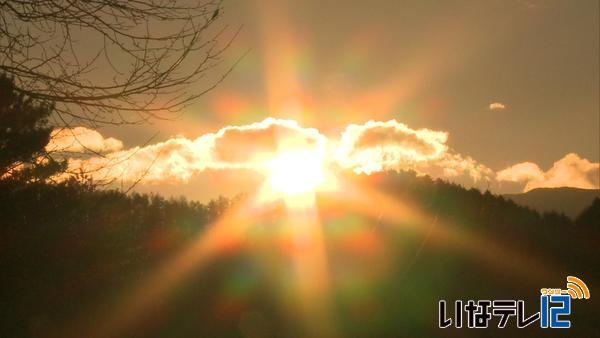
{"left": 489, "top": 102, "right": 506, "bottom": 110}
{"left": 64, "top": 118, "right": 493, "bottom": 186}
{"left": 63, "top": 118, "right": 328, "bottom": 184}
{"left": 47, "top": 127, "right": 123, "bottom": 153}
{"left": 497, "top": 153, "right": 599, "bottom": 192}
{"left": 213, "top": 118, "right": 326, "bottom": 164}
{"left": 335, "top": 120, "right": 493, "bottom": 183}
{"left": 67, "top": 119, "right": 600, "bottom": 193}
{"left": 496, "top": 162, "right": 543, "bottom": 182}
{"left": 335, "top": 120, "right": 448, "bottom": 169}
{"left": 417, "top": 153, "right": 494, "bottom": 183}
{"left": 65, "top": 136, "right": 212, "bottom": 183}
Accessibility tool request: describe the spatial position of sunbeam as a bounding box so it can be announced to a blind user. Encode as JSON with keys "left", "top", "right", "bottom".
{"left": 62, "top": 195, "right": 267, "bottom": 338}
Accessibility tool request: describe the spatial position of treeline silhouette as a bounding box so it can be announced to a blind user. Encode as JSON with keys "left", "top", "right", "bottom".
{"left": 356, "top": 171, "right": 599, "bottom": 267}
{"left": 0, "top": 178, "right": 243, "bottom": 337}
{"left": 1, "top": 171, "right": 598, "bottom": 338}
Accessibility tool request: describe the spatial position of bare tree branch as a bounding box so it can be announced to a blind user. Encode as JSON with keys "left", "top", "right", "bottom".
{"left": 0, "top": 0, "right": 235, "bottom": 127}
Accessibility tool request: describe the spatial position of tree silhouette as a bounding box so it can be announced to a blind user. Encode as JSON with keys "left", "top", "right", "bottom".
{"left": 0, "top": 74, "right": 66, "bottom": 182}
{"left": 0, "top": 170, "right": 597, "bottom": 337}
{"left": 576, "top": 197, "right": 600, "bottom": 226}
{"left": 0, "top": 0, "right": 236, "bottom": 127}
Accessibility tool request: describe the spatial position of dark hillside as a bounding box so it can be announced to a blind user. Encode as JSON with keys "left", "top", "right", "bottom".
{"left": 0, "top": 173, "right": 597, "bottom": 337}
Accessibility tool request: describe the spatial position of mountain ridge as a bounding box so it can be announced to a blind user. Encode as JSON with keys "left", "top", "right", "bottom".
{"left": 503, "top": 187, "right": 599, "bottom": 218}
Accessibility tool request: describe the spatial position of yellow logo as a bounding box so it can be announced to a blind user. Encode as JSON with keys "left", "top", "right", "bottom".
{"left": 540, "top": 275, "right": 590, "bottom": 300}
{"left": 565, "top": 276, "right": 590, "bottom": 300}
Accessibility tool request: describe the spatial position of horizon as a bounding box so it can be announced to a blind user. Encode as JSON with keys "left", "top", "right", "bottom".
{"left": 45, "top": 0, "right": 599, "bottom": 200}
{"left": 1, "top": 1, "right": 599, "bottom": 337}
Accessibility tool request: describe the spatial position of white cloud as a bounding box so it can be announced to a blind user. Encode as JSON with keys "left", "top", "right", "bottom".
{"left": 47, "top": 127, "right": 123, "bottom": 153}
{"left": 418, "top": 152, "right": 494, "bottom": 183}
{"left": 60, "top": 120, "right": 597, "bottom": 195}
{"left": 212, "top": 118, "right": 327, "bottom": 164}
{"left": 496, "top": 153, "right": 599, "bottom": 192}
{"left": 335, "top": 120, "right": 493, "bottom": 184}
{"left": 63, "top": 118, "right": 327, "bottom": 184}
{"left": 489, "top": 102, "right": 506, "bottom": 110}
{"left": 335, "top": 120, "right": 448, "bottom": 171}
{"left": 496, "top": 162, "right": 544, "bottom": 182}
{"left": 63, "top": 118, "right": 493, "bottom": 186}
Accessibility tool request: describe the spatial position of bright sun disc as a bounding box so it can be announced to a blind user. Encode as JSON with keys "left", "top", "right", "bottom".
{"left": 267, "top": 150, "right": 326, "bottom": 196}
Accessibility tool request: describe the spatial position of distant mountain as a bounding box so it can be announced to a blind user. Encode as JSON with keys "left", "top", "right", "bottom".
{"left": 504, "top": 187, "right": 600, "bottom": 218}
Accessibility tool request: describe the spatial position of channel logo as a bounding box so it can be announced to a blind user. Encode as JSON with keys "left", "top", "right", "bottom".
{"left": 439, "top": 275, "right": 590, "bottom": 329}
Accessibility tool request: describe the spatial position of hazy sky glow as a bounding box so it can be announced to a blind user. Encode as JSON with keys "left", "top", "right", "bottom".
{"left": 73, "top": 0, "right": 598, "bottom": 199}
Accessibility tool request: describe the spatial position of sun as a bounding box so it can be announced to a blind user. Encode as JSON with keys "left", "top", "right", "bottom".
{"left": 267, "top": 150, "right": 326, "bottom": 196}
{"left": 257, "top": 148, "right": 339, "bottom": 208}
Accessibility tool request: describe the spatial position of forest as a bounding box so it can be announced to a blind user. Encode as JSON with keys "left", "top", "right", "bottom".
{"left": 1, "top": 167, "right": 598, "bottom": 337}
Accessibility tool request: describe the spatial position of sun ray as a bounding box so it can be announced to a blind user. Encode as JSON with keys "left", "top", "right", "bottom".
{"left": 62, "top": 195, "right": 268, "bottom": 338}
{"left": 330, "top": 177, "right": 565, "bottom": 284}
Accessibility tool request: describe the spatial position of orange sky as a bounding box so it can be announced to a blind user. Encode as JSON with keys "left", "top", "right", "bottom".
{"left": 61, "top": 0, "right": 599, "bottom": 199}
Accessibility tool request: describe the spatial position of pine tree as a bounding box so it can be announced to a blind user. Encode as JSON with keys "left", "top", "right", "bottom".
{"left": 0, "top": 74, "right": 66, "bottom": 182}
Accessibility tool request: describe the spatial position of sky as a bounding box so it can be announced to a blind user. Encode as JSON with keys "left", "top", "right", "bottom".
{"left": 53, "top": 0, "right": 599, "bottom": 200}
